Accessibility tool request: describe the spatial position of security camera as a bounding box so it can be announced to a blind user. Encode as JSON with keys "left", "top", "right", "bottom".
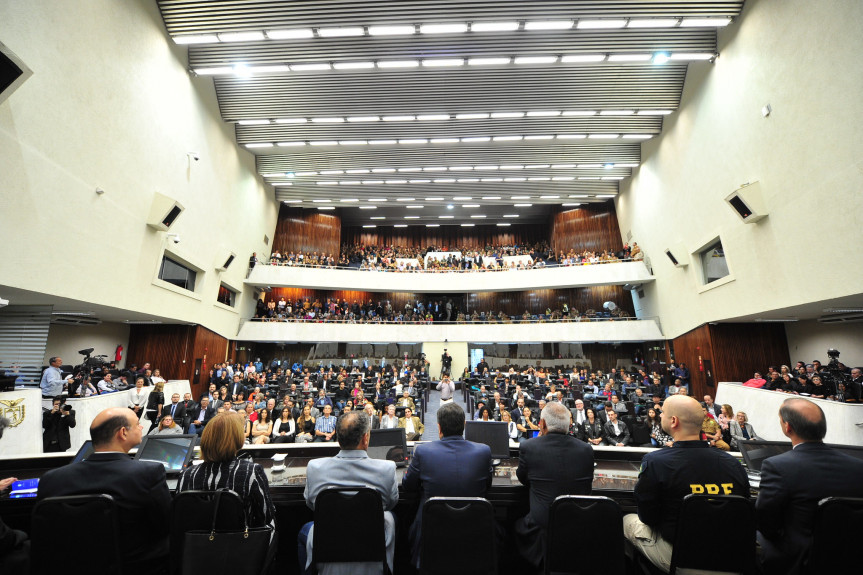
{"left": 167, "top": 233, "right": 180, "bottom": 244}
{"left": 188, "top": 152, "right": 200, "bottom": 161}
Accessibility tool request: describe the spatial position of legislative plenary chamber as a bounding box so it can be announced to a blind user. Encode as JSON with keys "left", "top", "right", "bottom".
{"left": 1, "top": 1, "right": 862, "bottom": 574}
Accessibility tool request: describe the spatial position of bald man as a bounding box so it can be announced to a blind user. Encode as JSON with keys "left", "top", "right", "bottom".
{"left": 38, "top": 407, "right": 172, "bottom": 574}
{"left": 756, "top": 398, "right": 863, "bottom": 575}
{"left": 623, "top": 395, "right": 749, "bottom": 573}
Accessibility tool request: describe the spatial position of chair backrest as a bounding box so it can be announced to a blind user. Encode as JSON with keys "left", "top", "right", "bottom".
{"left": 313, "top": 487, "right": 385, "bottom": 564}
{"left": 32, "top": 494, "right": 123, "bottom": 575}
{"left": 670, "top": 494, "right": 755, "bottom": 574}
{"left": 420, "top": 497, "right": 496, "bottom": 575}
{"left": 546, "top": 496, "right": 625, "bottom": 575}
{"left": 808, "top": 497, "right": 863, "bottom": 573}
{"left": 169, "top": 489, "right": 246, "bottom": 573}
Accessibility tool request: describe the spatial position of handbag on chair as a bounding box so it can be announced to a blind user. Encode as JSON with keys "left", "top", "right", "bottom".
{"left": 181, "top": 490, "right": 274, "bottom": 575}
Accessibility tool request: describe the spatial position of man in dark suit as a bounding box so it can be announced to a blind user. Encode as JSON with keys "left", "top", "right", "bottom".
{"left": 756, "top": 398, "right": 863, "bottom": 575}
{"left": 603, "top": 409, "right": 631, "bottom": 446}
{"left": 188, "top": 396, "right": 215, "bottom": 436}
{"left": 160, "top": 392, "right": 187, "bottom": 426}
{"left": 364, "top": 403, "right": 380, "bottom": 429}
{"left": 402, "top": 402, "right": 493, "bottom": 569}
{"left": 515, "top": 402, "right": 595, "bottom": 567}
{"left": 180, "top": 392, "right": 197, "bottom": 432}
{"left": 229, "top": 374, "right": 246, "bottom": 400}
{"left": 38, "top": 407, "right": 171, "bottom": 575}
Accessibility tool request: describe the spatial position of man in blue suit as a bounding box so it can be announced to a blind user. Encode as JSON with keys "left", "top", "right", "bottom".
{"left": 756, "top": 397, "right": 863, "bottom": 575}
{"left": 402, "top": 402, "right": 493, "bottom": 568}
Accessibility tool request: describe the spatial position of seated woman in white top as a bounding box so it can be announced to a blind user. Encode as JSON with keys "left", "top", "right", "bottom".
{"left": 149, "top": 414, "right": 183, "bottom": 435}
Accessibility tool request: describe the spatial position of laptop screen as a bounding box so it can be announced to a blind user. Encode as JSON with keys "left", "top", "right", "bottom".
{"left": 737, "top": 440, "right": 792, "bottom": 472}
{"left": 464, "top": 420, "right": 511, "bottom": 459}
{"left": 368, "top": 428, "right": 408, "bottom": 467}
{"left": 134, "top": 435, "right": 196, "bottom": 473}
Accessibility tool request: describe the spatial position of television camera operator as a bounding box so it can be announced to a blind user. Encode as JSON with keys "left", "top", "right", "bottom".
{"left": 42, "top": 395, "right": 76, "bottom": 452}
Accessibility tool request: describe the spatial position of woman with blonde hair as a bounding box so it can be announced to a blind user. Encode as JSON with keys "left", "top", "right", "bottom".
{"left": 149, "top": 414, "right": 182, "bottom": 435}
{"left": 177, "top": 412, "right": 275, "bottom": 530}
{"left": 295, "top": 404, "right": 315, "bottom": 444}
{"left": 144, "top": 380, "right": 165, "bottom": 433}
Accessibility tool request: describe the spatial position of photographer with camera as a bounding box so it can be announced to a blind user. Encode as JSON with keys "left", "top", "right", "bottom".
{"left": 42, "top": 396, "right": 76, "bottom": 452}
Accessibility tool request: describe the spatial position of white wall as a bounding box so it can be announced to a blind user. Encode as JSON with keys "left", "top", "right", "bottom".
{"left": 0, "top": 1, "right": 278, "bottom": 339}
{"left": 785, "top": 321, "right": 863, "bottom": 368}
{"left": 43, "top": 322, "right": 130, "bottom": 369}
{"left": 616, "top": 0, "right": 863, "bottom": 338}
{"left": 423, "top": 341, "right": 468, "bottom": 380}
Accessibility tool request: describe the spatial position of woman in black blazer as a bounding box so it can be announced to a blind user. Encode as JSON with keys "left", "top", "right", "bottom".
{"left": 582, "top": 408, "right": 605, "bottom": 446}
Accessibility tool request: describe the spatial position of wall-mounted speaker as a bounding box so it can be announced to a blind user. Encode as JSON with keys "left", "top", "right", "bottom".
{"left": 215, "top": 252, "right": 237, "bottom": 272}
{"left": 664, "top": 243, "right": 689, "bottom": 268}
{"left": 146, "top": 192, "right": 184, "bottom": 231}
{"left": 725, "top": 181, "right": 767, "bottom": 223}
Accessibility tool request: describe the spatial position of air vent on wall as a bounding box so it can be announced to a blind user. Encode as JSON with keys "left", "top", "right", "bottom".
{"left": 50, "top": 316, "right": 102, "bottom": 326}
{"left": 818, "top": 312, "right": 863, "bottom": 324}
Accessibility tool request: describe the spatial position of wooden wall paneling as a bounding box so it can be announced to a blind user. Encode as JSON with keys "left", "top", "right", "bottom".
{"left": 669, "top": 324, "right": 714, "bottom": 399}
{"left": 708, "top": 323, "right": 790, "bottom": 385}
{"left": 191, "top": 326, "right": 229, "bottom": 399}
{"left": 549, "top": 204, "right": 625, "bottom": 256}
{"left": 581, "top": 343, "right": 644, "bottom": 373}
{"left": 341, "top": 224, "right": 548, "bottom": 251}
{"left": 127, "top": 325, "right": 197, "bottom": 384}
{"left": 272, "top": 206, "right": 341, "bottom": 256}
{"left": 267, "top": 289, "right": 418, "bottom": 312}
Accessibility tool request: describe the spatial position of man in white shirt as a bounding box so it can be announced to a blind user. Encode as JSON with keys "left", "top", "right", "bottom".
{"left": 380, "top": 404, "right": 399, "bottom": 429}
{"left": 97, "top": 373, "right": 117, "bottom": 394}
{"left": 571, "top": 399, "right": 588, "bottom": 426}
{"left": 436, "top": 375, "right": 455, "bottom": 403}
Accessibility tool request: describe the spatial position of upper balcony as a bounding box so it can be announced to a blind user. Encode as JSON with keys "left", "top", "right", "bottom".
{"left": 245, "top": 261, "right": 654, "bottom": 293}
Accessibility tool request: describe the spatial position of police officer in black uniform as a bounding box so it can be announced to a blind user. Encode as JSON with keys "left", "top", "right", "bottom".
{"left": 623, "top": 395, "right": 750, "bottom": 572}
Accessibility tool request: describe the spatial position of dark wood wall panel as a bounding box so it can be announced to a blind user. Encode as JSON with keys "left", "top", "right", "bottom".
{"left": 669, "top": 324, "right": 714, "bottom": 399}
{"left": 273, "top": 206, "right": 341, "bottom": 256}
{"left": 341, "top": 224, "right": 548, "bottom": 250}
{"left": 709, "top": 323, "right": 790, "bottom": 384}
{"left": 581, "top": 343, "right": 644, "bottom": 373}
{"left": 468, "top": 286, "right": 634, "bottom": 317}
{"left": 549, "top": 204, "right": 625, "bottom": 255}
{"left": 266, "top": 288, "right": 417, "bottom": 311}
{"left": 191, "top": 326, "right": 229, "bottom": 398}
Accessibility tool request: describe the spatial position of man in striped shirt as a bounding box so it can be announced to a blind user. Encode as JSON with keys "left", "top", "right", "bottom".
{"left": 314, "top": 404, "right": 337, "bottom": 442}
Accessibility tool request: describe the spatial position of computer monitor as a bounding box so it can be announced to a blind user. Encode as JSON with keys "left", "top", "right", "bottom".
{"left": 464, "top": 420, "right": 511, "bottom": 460}
{"left": 71, "top": 440, "right": 95, "bottom": 464}
{"left": 134, "top": 434, "right": 196, "bottom": 474}
{"left": 737, "top": 440, "right": 792, "bottom": 472}
{"left": 368, "top": 428, "right": 408, "bottom": 468}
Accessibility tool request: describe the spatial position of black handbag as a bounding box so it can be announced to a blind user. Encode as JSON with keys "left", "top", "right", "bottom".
{"left": 181, "top": 490, "right": 274, "bottom": 575}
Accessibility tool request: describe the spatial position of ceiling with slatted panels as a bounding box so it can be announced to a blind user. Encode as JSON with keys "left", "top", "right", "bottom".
{"left": 157, "top": 1, "right": 744, "bottom": 226}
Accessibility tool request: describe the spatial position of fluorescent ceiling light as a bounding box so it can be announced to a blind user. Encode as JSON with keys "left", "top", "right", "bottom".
{"left": 602, "top": 176, "right": 624, "bottom": 180}
{"left": 481, "top": 178, "right": 502, "bottom": 182}
{"left": 622, "top": 134, "right": 653, "bottom": 139}
{"left": 637, "top": 110, "right": 673, "bottom": 115}
{"left": 282, "top": 199, "right": 302, "bottom": 203}
{"left": 528, "top": 177, "right": 551, "bottom": 181}
{"left": 368, "top": 25, "right": 416, "bottom": 36}
{"left": 395, "top": 196, "right": 415, "bottom": 200}
{"left": 423, "top": 166, "right": 447, "bottom": 171}
{"left": 318, "top": 27, "right": 365, "bottom": 37}
{"left": 405, "top": 205, "right": 424, "bottom": 208}
{"left": 514, "top": 56, "right": 558, "bottom": 65}
{"left": 340, "top": 181, "right": 362, "bottom": 185}
{"left": 363, "top": 181, "right": 385, "bottom": 185}
{"left": 680, "top": 18, "right": 732, "bottom": 27}
{"left": 541, "top": 194, "right": 561, "bottom": 198}
{"left": 333, "top": 61, "right": 375, "bottom": 70}
{"left": 433, "top": 179, "right": 455, "bottom": 183}
{"left": 367, "top": 198, "right": 387, "bottom": 201}
{"left": 363, "top": 225, "right": 377, "bottom": 228}
{"left": 525, "top": 164, "right": 550, "bottom": 169}
{"left": 250, "top": 64, "right": 290, "bottom": 74}
{"left": 456, "top": 113, "right": 490, "bottom": 119}
{"left": 339, "top": 140, "right": 368, "bottom": 146}
{"left": 238, "top": 119, "right": 270, "bottom": 125}
{"left": 290, "top": 63, "right": 332, "bottom": 71}
{"left": 195, "top": 67, "right": 233, "bottom": 75}
{"left": 426, "top": 224, "right": 440, "bottom": 227}
{"left": 482, "top": 196, "right": 501, "bottom": 199}
{"left": 219, "top": 31, "right": 265, "bottom": 42}
{"left": 557, "top": 134, "right": 586, "bottom": 139}
{"left": 372, "top": 168, "right": 396, "bottom": 172}
{"left": 311, "top": 117, "right": 344, "bottom": 123}
{"left": 607, "top": 54, "right": 652, "bottom": 62}
{"left": 600, "top": 110, "right": 635, "bottom": 115}
{"left": 562, "top": 203, "right": 582, "bottom": 206}
{"left": 461, "top": 223, "right": 475, "bottom": 227}
{"left": 462, "top": 204, "right": 481, "bottom": 208}
{"left": 320, "top": 170, "right": 344, "bottom": 175}
{"left": 551, "top": 177, "right": 574, "bottom": 181}
{"left": 295, "top": 171, "right": 317, "bottom": 177}
{"left": 359, "top": 206, "right": 377, "bottom": 209}
{"left": 272, "top": 183, "right": 292, "bottom": 187}
{"left": 430, "top": 138, "right": 460, "bottom": 144}
{"left": 417, "top": 114, "right": 450, "bottom": 121}
{"left": 511, "top": 195, "right": 531, "bottom": 199}
{"left": 570, "top": 193, "right": 590, "bottom": 196}
{"left": 491, "top": 112, "right": 524, "bottom": 118}
{"left": 420, "top": 23, "right": 469, "bottom": 34}
{"left": 500, "top": 165, "right": 524, "bottom": 170}
{"left": 439, "top": 215, "right": 454, "bottom": 219}
{"left": 317, "top": 206, "right": 335, "bottom": 210}
{"left": 425, "top": 197, "right": 445, "bottom": 200}
{"left": 551, "top": 164, "right": 576, "bottom": 169}
{"left": 561, "top": 54, "right": 606, "bottom": 63}
{"left": 670, "top": 53, "right": 715, "bottom": 61}
{"left": 524, "top": 135, "right": 554, "bottom": 140}
{"left": 616, "top": 163, "right": 639, "bottom": 167}
{"left": 405, "top": 216, "right": 420, "bottom": 219}
{"left": 423, "top": 58, "right": 464, "bottom": 67}
{"left": 310, "top": 141, "right": 338, "bottom": 146}
{"left": 457, "top": 179, "right": 479, "bottom": 183}
{"left": 596, "top": 194, "right": 616, "bottom": 198}
{"left": 383, "top": 115, "right": 415, "bottom": 121}
{"left": 369, "top": 140, "right": 397, "bottom": 145}
{"left": 505, "top": 176, "right": 527, "bottom": 181}
{"left": 472, "top": 21, "right": 519, "bottom": 32}
{"left": 503, "top": 214, "right": 519, "bottom": 218}
{"left": 653, "top": 53, "right": 670, "bottom": 65}
{"left": 398, "top": 167, "right": 422, "bottom": 172}
{"left": 524, "top": 20, "right": 573, "bottom": 31}
{"left": 462, "top": 136, "right": 491, "bottom": 142}
{"left": 399, "top": 139, "right": 429, "bottom": 144}
{"left": 514, "top": 203, "right": 533, "bottom": 207}
{"left": 475, "top": 165, "right": 498, "bottom": 171}
{"left": 276, "top": 118, "right": 308, "bottom": 124}
{"left": 267, "top": 29, "right": 314, "bottom": 40}
{"left": 394, "top": 224, "right": 408, "bottom": 227}
{"left": 347, "top": 116, "right": 380, "bottom": 122}
{"left": 468, "top": 57, "right": 511, "bottom": 66}
{"left": 377, "top": 60, "right": 419, "bottom": 68}
{"left": 385, "top": 180, "right": 408, "bottom": 184}
{"left": 449, "top": 166, "right": 473, "bottom": 171}
{"left": 563, "top": 110, "right": 597, "bottom": 116}
{"left": 346, "top": 169, "right": 370, "bottom": 174}
{"left": 578, "top": 164, "right": 602, "bottom": 168}
{"left": 627, "top": 19, "right": 680, "bottom": 28}
{"left": 494, "top": 136, "right": 523, "bottom": 141}
{"left": 453, "top": 196, "right": 472, "bottom": 200}
{"left": 588, "top": 134, "right": 619, "bottom": 139}
{"left": 471, "top": 214, "right": 487, "bottom": 218}
{"left": 245, "top": 143, "right": 273, "bottom": 148}
{"left": 174, "top": 34, "right": 220, "bottom": 44}
{"left": 497, "top": 223, "right": 511, "bottom": 227}
{"left": 577, "top": 19, "right": 626, "bottom": 29}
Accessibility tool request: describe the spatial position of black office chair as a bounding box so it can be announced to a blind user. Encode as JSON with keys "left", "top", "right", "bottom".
{"left": 169, "top": 490, "right": 246, "bottom": 574}
{"left": 546, "top": 495, "right": 625, "bottom": 575}
{"left": 669, "top": 494, "right": 755, "bottom": 575}
{"left": 31, "top": 494, "right": 124, "bottom": 575}
{"left": 420, "top": 497, "right": 496, "bottom": 575}
{"left": 313, "top": 487, "right": 386, "bottom": 569}
{"left": 807, "top": 497, "right": 863, "bottom": 573}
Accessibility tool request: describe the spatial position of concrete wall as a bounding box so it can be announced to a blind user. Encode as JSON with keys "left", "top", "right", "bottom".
{"left": 0, "top": 1, "right": 278, "bottom": 339}
{"left": 43, "top": 322, "right": 130, "bottom": 369}
{"left": 616, "top": 0, "right": 863, "bottom": 338}
{"left": 785, "top": 321, "right": 863, "bottom": 368}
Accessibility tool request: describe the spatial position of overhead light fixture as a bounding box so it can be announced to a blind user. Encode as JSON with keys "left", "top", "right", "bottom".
{"left": 383, "top": 115, "right": 416, "bottom": 121}
{"left": 51, "top": 311, "right": 95, "bottom": 316}
{"left": 346, "top": 169, "right": 370, "bottom": 174}
{"left": 368, "top": 25, "right": 415, "bottom": 36}
{"left": 173, "top": 34, "right": 220, "bottom": 45}
{"left": 524, "top": 20, "right": 573, "bottom": 30}
{"left": 425, "top": 197, "right": 445, "bottom": 200}
{"left": 500, "top": 165, "right": 524, "bottom": 170}
{"left": 514, "top": 56, "right": 558, "bottom": 65}
{"left": 385, "top": 180, "right": 408, "bottom": 184}
{"left": 563, "top": 110, "right": 597, "bottom": 116}
{"left": 318, "top": 27, "right": 365, "bottom": 37}
{"left": 456, "top": 112, "right": 490, "bottom": 120}
{"left": 528, "top": 177, "right": 551, "bottom": 181}
{"left": 276, "top": 141, "right": 306, "bottom": 147}
{"left": 588, "top": 134, "right": 620, "bottom": 139}
{"left": 496, "top": 223, "right": 511, "bottom": 227}
{"left": 607, "top": 54, "right": 652, "bottom": 62}
{"left": 577, "top": 19, "right": 627, "bottom": 29}
{"left": 457, "top": 179, "right": 479, "bottom": 183}
{"left": 493, "top": 135, "right": 523, "bottom": 141}
{"left": 417, "top": 114, "right": 451, "bottom": 121}
{"left": 503, "top": 214, "right": 519, "bottom": 218}
{"left": 363, "top": 225, "right": 377, "bottom": 228}
{"left": 439, "top": 215, "right": 454, "bottom": 219}
{"left": 363, "top": 180, "right": 385, "bottom": 185}
{"left": 310, "top": 141, "right": 338, "bottom": 146}
{"left": 461, "top": 223, "right": 475, "bottom": 227}
{"left": 245, "top": 143, "right": 273, "bottom": 148}
{"left": 410, "top": 179, "right": 432, "bottom": 184}
{"left": 423, "top": 58, "right": 464, "bottom": 67}
{"left": 339, "top": 140, "right": 368, "bottom": 146}
{"left": 680, "top": 18, "right": 732, "bottom": 27}
{"left": 290, "top": 63, "right": 332, "bottom": 71}
{"left": 430, "top": 138, "right": 460, "bottom": 144}
{"left": 317, "top": 206, "right": 335, "bottom": 210}
{"left": 399, "top": 139, "right": 429, "bottom": 145}
{"left": 491, "top": 112, "right": 524, "bottom": 118}
{"left": 652, "top": 52, "right": 670, "bottom": 64}
{"left": 267, "top": 29, "right": 315, "bottom": 39}
{"left": 622, "top": 134, "right": 653, "bottom": 139}
{"left": 514, "top": 203, "right": 533, "bottom": 207}
{"left": 670, "top": 53, "right": 716, "bottom": 61}
{"left": 551, "top": 164, "right": 576, "bottom": 169}
{"left": 541, "top": 194, "right": 561, "bottom": 198}
{"left": 420, "top": 23, "right": 469, "bottom": 34}
{"left": 238, "top": 119, "right": 271, "bottom": 125}
{"left": 562, "top": 203, "right": 582, "bottom": 207}
{"left": 462, "top": 136, "right": 491, "bottom": 143}
{"left": 596, "top": 194, "right": 616, "bottom": 198}
{"left": 394, "top": 224, "right": 408, "bottom": 228}
{"left": 218, "top": 31, "right": 265, "bottom": 42}
{"left": 526, "top": 110, "right": 561, "bottom": 117}
{"left": 600, "top": 110, "right": 635, "bottom": 116}
{"left": 426, "top": 224, "right": 440, "bottom": 227}
{"left": 367, "top": 198, "right": 387, "bottom": 201}
{"left": 368, "top": 139, "right": 397, "bottom": 145}
{"left": 472, "top": 21, "right": 519, "bottom": 32}
{"left": 372, "top": 168, "right": 396, "bottom": 173}
{"left": 524, "top": 135, "right": 554, "bottom": 140}
{"left": 320, "top": 169, "right": 344, "bottom": 175}
{"left": 471, "top": 214, "right": 487, "bottom": 218}
{"left": 405, "top": 205, "right": 424, "bottom": 209}
{"left": 482, "top": 196, "right": 501, "bottom": 200}
{"left": 359, "top": 206, "right": 377, "bottom": 209}
{"left": 462, "top": 204, "right": 480, "bottom": 208}
{"left": 557, "top": 134, "right": 586, "bottom": 139}
{"left": 398, "top": 167, "right": 423, "bottom": 172}
{"left": 311, "top": 117, "right": 344, "bottom": 123}
{"left": 370, "top": 216, "right": 385, "bottom": 220}
{"left": 282, "top": 199, "right": 302, "bottom": 203}
{"left": 511, "top": 196, "right": 531, "bottom": 199}
{"left": 405, "top": 216, "right": 420, "bottom": 219}
{"left": 339, "top": 181, "right": 362, "bottom": 185}
{"left": 347, "top": 116, "right": 380, "bottom": 122}
{"left": 468, "top": 57, "right": 511, "bottom": 66}
{"left": 637, "top": 110, "right": 673, "bottom": 115}
{"left": 823, "top": 308, "right": 863, "bottom": 313}
{"left": 340, "top": 198, "right": 359, "bottom": 202}
{"left": 333, "top": 61, "right": 375, "bottom": 70}
{"left": 275, "top": 118, "right": 308, "bottom": 124}
{"left": 377, "top": 60, "right": 420, "bottom": 68}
